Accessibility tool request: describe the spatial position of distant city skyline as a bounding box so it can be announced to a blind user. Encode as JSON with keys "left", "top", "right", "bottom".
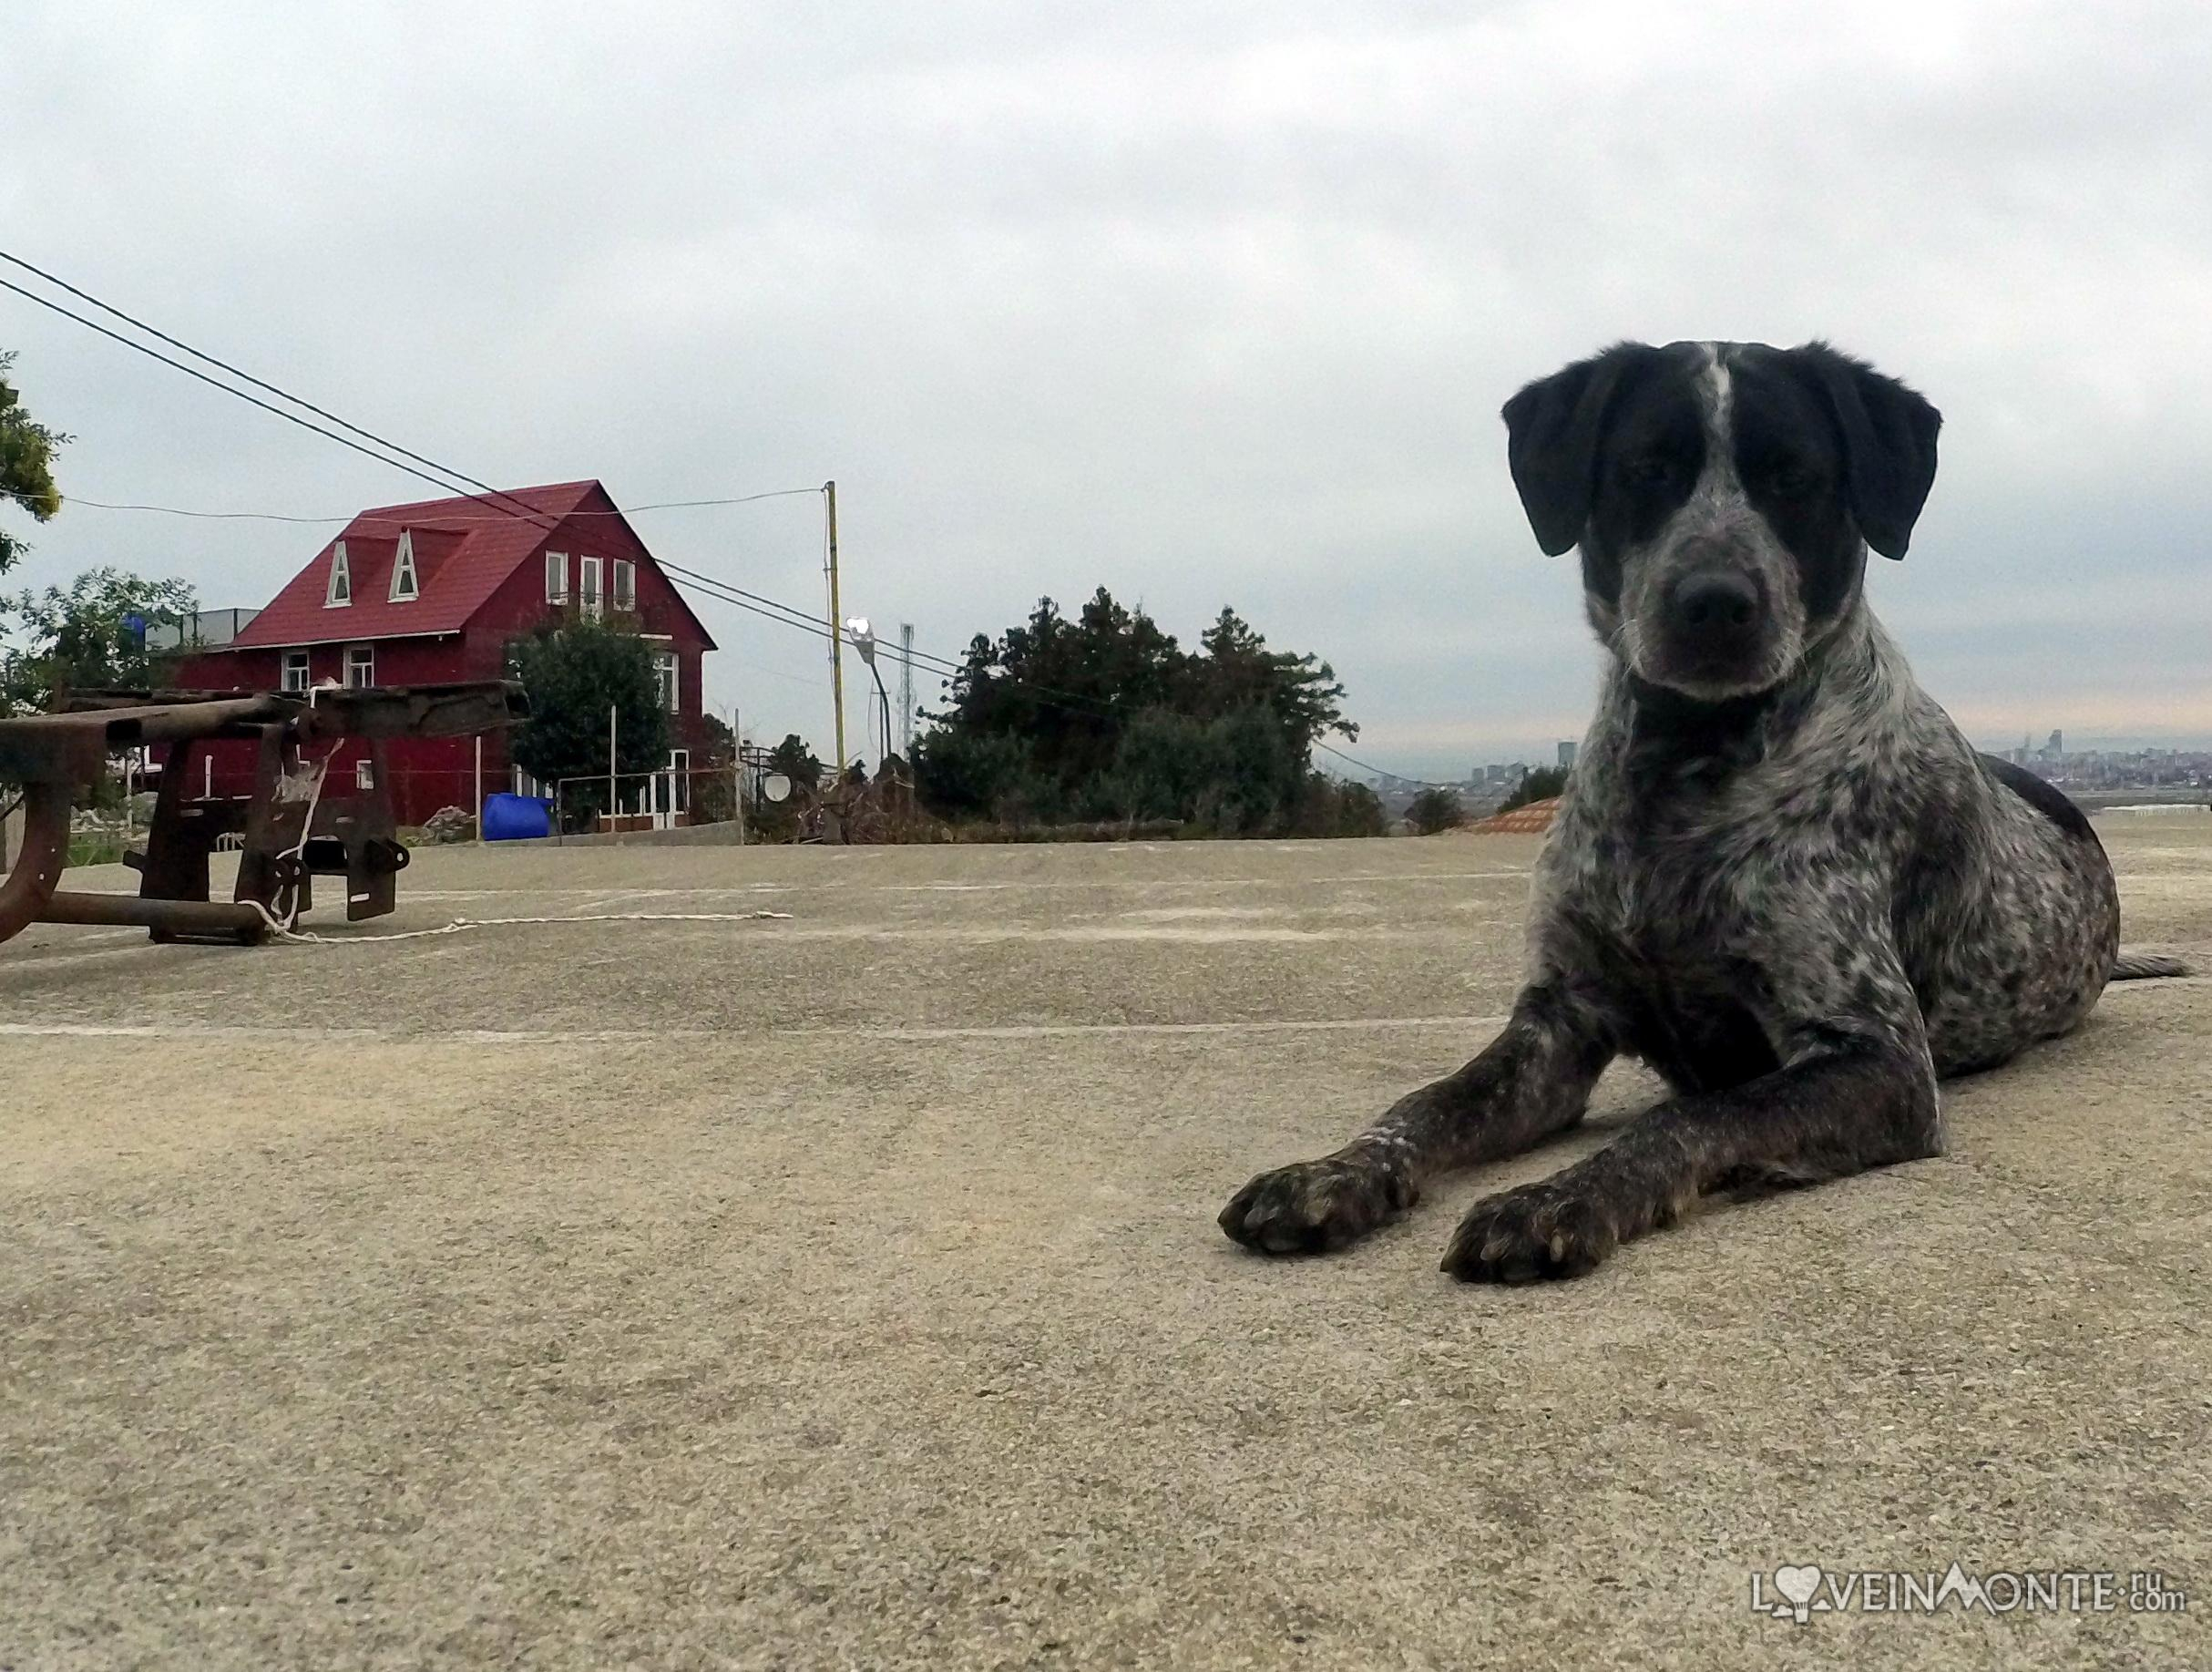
{"left": 1366, "top": 729, "right": 2212, "bottom": 788}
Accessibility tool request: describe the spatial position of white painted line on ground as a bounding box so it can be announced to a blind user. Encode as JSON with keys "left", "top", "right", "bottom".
{"left": 395, "top": 871, "right": 1534, "bottom": 901}
{"left": 792, "top": 1015, "right": 1512, "bottom": 1041}
{"left": 0, "top": 981, "right": 2193, "bottom": 1049}
{"left": 0, "top": 1014, "right": 1513, "bottom": 1046}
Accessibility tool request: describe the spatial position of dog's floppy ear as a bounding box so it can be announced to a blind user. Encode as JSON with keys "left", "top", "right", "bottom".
{"left": 1792, "top": 342, "right": 1941, "bottom": 559}
{"left": 1500, "top": 343, "right": 1652, "bottom": 556}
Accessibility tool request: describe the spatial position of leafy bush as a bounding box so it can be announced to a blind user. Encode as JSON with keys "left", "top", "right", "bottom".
{"left": 1407, "top": 786, "right": 1467, "bottom": 835}
{"left": 1500, "top": 764, "right": 1568, "bottom": 814}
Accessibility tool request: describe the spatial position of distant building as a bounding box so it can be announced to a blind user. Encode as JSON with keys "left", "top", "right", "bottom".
{"left": 2047, "top": 729, "right": 2064, "bottom": 758}
{"left": 1557, "top": 741, "right": 1578, "bottom": 769}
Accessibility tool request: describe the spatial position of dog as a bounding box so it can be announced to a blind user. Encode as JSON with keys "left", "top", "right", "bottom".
{"left": 1219, "top": 338, "right": 2190, "bottom": 1282}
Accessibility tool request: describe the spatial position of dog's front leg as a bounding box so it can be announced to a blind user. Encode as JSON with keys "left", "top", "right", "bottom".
{"left": 1439, "top": 1032, "right": 1941, "bottom": 1283}
{"left": 1218, "top": 980, "right": 1616, "bottom": 1256}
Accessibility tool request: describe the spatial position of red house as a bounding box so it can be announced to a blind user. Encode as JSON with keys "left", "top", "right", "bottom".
{"left": 176, "top": 480, "right": 717, "bottom": 826}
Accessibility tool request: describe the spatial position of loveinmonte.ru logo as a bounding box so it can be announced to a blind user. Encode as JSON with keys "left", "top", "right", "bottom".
{"left": 1750, "top": 1563, "right": 2189, "bottom": 1624}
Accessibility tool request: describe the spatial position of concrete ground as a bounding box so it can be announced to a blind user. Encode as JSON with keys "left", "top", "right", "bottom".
{"left": 2, "top": 817, "right": 2207, "bottom": 1670}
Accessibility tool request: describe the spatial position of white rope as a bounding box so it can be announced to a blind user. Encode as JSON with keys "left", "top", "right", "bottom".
{"left": 242, "top": 906, "right": 796, "bottom": 945}
{"left": 261, "top": 732, "right": 341, "bottom": 935}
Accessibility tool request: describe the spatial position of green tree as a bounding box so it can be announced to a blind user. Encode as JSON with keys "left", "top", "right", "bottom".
{"left": 766, "top": 733, "right": 824, "bottom": 792}
{"left": 1500, "top": 764, "right": 1568, "bottom": 814}
{"left": 912, "top": 589, "right": 1357, "bottom": 835}
{"left": 1407, "top": 786, "right": 1466, "bottom": 835}
{"left": 1192, "top": 609, "right": 1353, "bottom": 763}
{"left": 1291, "top": 775, "right": 1387, "bottom": 838}
{"left": 1, "top": 566, "right": 197, "bottom": 713}
{"left": 698, "top": 711, "right": 736, "bottom": 765}
{"left": 0, "top": 351, "right": 68, "bottom": 575}
{"left": 509, "top": 618, "right": 670, "bottom": 830}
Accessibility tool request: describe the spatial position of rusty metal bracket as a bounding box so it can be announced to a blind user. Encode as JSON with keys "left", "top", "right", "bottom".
{"left": 0, "top": 682, "right": 526, "bottom": 949}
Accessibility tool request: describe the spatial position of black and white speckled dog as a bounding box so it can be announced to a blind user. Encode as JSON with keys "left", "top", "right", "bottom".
{"left": 1220, "top": 338, "right": 2190, "bottom": 1283}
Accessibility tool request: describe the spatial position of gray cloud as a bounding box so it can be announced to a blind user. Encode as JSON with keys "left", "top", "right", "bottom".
{"left": 5, "top": 0, "right": 2208, "bottom": 774}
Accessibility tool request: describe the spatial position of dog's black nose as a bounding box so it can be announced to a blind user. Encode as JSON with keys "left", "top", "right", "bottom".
{"left": 1668, "top": 572, "right": 1760, "bottom": 641}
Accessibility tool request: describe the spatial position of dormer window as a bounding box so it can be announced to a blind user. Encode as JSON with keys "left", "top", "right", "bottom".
{"left": 326, "top": 540, "right": 353, "bottom": 607}
{"left": 389, "top": 530, "right": 419, "bottom": 601}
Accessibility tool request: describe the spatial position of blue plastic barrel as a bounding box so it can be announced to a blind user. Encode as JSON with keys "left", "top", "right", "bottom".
{"left": 482, "top": 793, "right": 553, "bottom": 841}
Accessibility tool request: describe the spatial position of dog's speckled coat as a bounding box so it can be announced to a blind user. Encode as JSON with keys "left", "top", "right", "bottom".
{"left": 1221, "top": 339, "right": 2186, "bottom": 1281}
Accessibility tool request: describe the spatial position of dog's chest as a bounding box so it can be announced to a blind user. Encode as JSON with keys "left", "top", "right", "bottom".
{"left": 1559, "top": 781, "right": 1815, "bottom": 949}
{"left": 1555, "top": 857, "right": 1785, "bottom": 1089}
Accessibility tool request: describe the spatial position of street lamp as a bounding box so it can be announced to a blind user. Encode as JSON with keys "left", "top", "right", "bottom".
{"left": 844, "top": 617, "right": 894, "bottom": 765}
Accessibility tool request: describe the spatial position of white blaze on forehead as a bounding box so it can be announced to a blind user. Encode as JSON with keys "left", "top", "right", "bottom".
{"left": 1695, "top": 340, "right": 1736, "bottom": 485}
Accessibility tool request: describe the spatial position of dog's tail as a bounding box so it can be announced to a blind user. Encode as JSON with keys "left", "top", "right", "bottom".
{"left": 2110, "top": 950, "right": 2195, "bottom": 981}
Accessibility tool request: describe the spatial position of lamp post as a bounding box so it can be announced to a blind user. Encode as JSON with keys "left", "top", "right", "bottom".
{"left": 844, "top": 617, "right": 894, "bottom": 768}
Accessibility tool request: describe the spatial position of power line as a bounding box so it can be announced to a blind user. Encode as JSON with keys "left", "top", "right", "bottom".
{"left": 1, "top": 249, "right": 565, "bottom": 532}
{"left": 0, "top": 275, "right": 500, "bottom": 508}
{"left": 0, "top": 486, "right": 823, "bottom": 526}
{"left": 1314, "top": 738, "right": 1450, "bottom": 787}
{"left": 655, "top": 560, "right": 965, "bottom": 684}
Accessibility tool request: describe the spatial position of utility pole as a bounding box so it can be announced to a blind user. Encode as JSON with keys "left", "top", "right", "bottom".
{"left": 608, "top": 703, "right": 618, "bottom": 828}
{"left": 824, "top": 480, "right": 847, "bottom": 772}
{"left": 898, "top": 622, "right": 916, "bottom": 756}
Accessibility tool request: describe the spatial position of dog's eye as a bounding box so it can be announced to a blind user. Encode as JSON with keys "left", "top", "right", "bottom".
{"left": 1621, "top": 456, "right": 1673, "bottom": 487}
{"left": 1767, "top": 464, "right": 1818, "bottom": 495}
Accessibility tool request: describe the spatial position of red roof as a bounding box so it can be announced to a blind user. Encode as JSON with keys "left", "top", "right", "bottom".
{"left": 1463, "top": 796, "right": 1562, "bottom": 835}
{"left": 230, "top": 480, "right": 697, "bottom": 649}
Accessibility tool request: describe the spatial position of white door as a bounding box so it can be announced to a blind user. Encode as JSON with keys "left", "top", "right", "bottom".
{"left": 650, "top": 750, "right": 691, "bottom": 830}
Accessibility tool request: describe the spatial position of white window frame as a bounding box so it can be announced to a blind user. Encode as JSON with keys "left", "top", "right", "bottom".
{"left": 345, "top": 644, "right": 375, "bottom": 689}
{"left": 325, "top": 540, "right": 353, "bottom": 607}
{"left": 354, "top": 759, "right": 375, "bottom": 791}
{"left": 667, "top": 747, "right": 691, "bottom": 815}
{"left": 546, "top": 550, "right": 569, "bottom": 605}
{"left": 655, "top": 650, "right": 679, "bottom": 713}
{"left": 612, "top": 559, "right": 636, "bottom": 612}
{"left": 282, "top": 650, "right": 312, "bottom": 693}
{"left": 579, "top": 555, "right": 603, "bottom": 620}
{"left": 390, "top": 530, "right": 419, "bottom": 601}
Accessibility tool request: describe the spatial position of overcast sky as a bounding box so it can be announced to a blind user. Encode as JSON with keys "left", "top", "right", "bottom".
{"left": 4, "top": 0, "right": 2209, "bottom": 776}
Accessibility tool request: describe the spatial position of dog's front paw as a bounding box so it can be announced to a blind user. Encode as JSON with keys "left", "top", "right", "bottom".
{"left": 1218, "top": 1153, "right": 1416, "bottom": 1256}
{"left": 1440, "top": 1179, "right": 1618, "bottom": 1283}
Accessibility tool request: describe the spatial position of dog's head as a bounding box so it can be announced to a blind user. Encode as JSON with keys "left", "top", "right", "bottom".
{"left": 1501, "top": 340, "right": 1941, "bottom": 701}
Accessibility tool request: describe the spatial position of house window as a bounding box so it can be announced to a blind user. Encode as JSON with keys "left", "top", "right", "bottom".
{"left": 346, "top": 644, "right": 375, "bottom": 688}
{"left": 282, "top": 650, "right": 312, "bottom": 692}
{"left": 355, "top": 759, "right": 375, "bottom": 791}
{"left": 668, "top": 748, "right": 691, "bottom": 815}
{"left": 655, "top": 651, "right": 679, "bottom": 713}
{"left": 579, "top": 556, "right": 603, "bottom": 620}
{"left": 612, "top": 559, "right": 636, "bottom": 612}
{"left": 326, "top": 540, "right": 352, "bottom": 607}
{"left": 390, "top": 530, "right": 419, "bottom": 601}
{"left": 546, "top": 550, "right": 568, "bottom": 604}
